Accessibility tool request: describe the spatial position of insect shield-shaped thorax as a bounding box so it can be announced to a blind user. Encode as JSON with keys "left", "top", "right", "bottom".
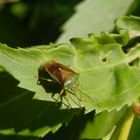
{"left": 37, "top": 60, "right": 81, "bottom": 108}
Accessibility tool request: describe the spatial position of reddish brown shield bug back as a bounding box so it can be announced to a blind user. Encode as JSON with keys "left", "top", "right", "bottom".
{"left": 37, "top": 60, "right": 81, "bottom": 108}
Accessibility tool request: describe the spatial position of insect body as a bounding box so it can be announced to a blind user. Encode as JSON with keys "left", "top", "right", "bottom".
{"left": 38, "top": 60, "right": 80, "bottom": 108}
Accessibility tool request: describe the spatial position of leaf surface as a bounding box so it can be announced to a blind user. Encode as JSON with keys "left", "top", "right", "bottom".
{"left": 116, "top": 16, "right": 140, "bottom": 38}
{"left": 57, "top": 0, "right": 134, "bottom": 42}
{"left": 1, "top": 17, "right": 140, "bottom": 137}
{"left": 0, "top": 30, "right": 140, "bottom": 112}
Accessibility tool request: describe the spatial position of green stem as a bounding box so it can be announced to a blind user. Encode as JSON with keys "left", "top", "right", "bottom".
{"left": 118, "top": 109, "right": 134, "bottom": 140}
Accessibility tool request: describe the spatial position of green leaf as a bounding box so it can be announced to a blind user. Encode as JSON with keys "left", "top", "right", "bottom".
{"left": 0, "top": 28, "right": 140, "bottom": 113}
{"left": 116, "top": 16, "right": 140, "bottom": 38}
{"left": 128, "top": 117, "right": 140, "bottom": 140}
{"left": 80, "top": 108, "right": 126, "bottom": 139}
{"left": 1, "top": 17, "right": 140, "bottom": 137}
{"left": 57, "top": 0, "right": 134, "bottom": 42}
{"left": 110, "top": 108, "right": 134, "bottom": 140}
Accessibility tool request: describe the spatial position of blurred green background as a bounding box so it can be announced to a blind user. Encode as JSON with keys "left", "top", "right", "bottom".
{"left": 0, "top": 0, "right": 81, "bottom": 47}
{"left": 0, "top": 0, "right": 140, "bottom": 48}
{"left": 1, "top": 1, "right": 140, "bottom": 140}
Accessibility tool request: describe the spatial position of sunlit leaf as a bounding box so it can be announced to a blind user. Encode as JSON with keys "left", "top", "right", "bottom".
{"left": 57, "top": 0, "right": 134, "bottom": 42}
{"left": 1, "top": 16, "right": 140, "bottom": 137}
{"left": 116, "top": 16, "right": 140, "bottom": 38}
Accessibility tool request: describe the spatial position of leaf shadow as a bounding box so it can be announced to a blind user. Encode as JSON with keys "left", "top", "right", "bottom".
{"left": 0, "top": 134, "right": 40, "bottom": 140}
{"left": 0, "top": 72, "right": 81, "bottom": 136}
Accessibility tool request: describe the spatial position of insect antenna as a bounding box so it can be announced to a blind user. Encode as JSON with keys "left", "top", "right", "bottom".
{"left": 78, "top": 89, "right": 102, "bottom": 111}
{"left": 38, "top": 77, "right": 54, "bottom": 83}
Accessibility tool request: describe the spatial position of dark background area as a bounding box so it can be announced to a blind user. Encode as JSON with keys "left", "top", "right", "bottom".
{"left": 0, "top": 0, "right": 82, "bottom": 47}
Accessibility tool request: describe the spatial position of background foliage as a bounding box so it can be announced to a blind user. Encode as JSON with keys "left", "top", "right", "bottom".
{"left": 1, "top": 0, "right": 140, "bottom": 140}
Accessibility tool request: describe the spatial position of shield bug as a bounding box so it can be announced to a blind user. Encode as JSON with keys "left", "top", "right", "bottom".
{"left": 37, "top": 60, "right": 81, "bottom": 108}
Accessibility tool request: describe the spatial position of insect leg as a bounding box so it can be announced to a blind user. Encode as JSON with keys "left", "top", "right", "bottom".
{"left": 67, "top": 89, "right": 82, "bottom": 101}
{"left": 51, "top": 89, "right": 64, "bottom": 103}
{"left": 59, "top": 89, "right": 72, "bottom": 108}
{"left": 38, "top": 77, "right": 54, "bottom": 82}
{"left": 63, "top": 95, "right": 72, "bottom": 109}
{"left": 51, "top": 93, "right": 58, "bottom": 102}
{"left": 68, "top": 93, "right": 81, "bottom": 108}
